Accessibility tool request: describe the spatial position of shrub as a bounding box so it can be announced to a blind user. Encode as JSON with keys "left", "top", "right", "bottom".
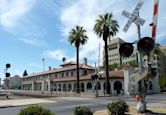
{"left": 18, "top": 105, "right": 55, "bottom": 115}
{"left": 107, "top": 100, "right": 129, "bottom": 115}
{"left": 73, "top": 106, "right": 94, "bottom": 115}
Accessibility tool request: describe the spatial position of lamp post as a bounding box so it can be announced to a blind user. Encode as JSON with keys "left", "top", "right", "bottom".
{"left": 91, "top": 74, "right": 99, "bottom": 97}
{"left": 42, "top": 58, "right": 45, "bottom": 71}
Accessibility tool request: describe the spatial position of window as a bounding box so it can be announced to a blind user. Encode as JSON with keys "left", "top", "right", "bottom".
{"left": 87, "top": 82, "right": 92, "bottom": 90}
{"left": 71, "top": 71, "right": 73, "bottom": 76}
{"left": 55, "top": 74, "right": 57, "bottom": 78}
{"left": 84, "top": 70, "right": 87, "bottom": 75}
{"left": 62, "top": 73, "right": 64, "bottom": 78}
{"left": 66, "top": 71, "right": 68, "bottom": 76}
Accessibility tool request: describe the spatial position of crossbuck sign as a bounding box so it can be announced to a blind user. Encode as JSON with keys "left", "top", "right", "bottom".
{"left": 122, "top": 1, "right": 146, "bottom": 32}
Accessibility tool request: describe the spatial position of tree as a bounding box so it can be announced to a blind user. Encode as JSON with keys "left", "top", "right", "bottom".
{"left": 68, "top": 26, "right": 88, "bottom": 93}
{"left": 62, "top": 57, "right": 66, "bottom": 63}
{"left": 101, "top": 61, "right": 122, "bottom": 71}
{"left": 23, "top": 70, "right": 28, "bottom": 77}
{"left": 128, "top": 60, "right": 138, "bottom": 67}
{"left": 18, "top": 105, "right": 54, "bottom": 115}
{"left": 94, "top": 13, "right": 119, "bottom": 94}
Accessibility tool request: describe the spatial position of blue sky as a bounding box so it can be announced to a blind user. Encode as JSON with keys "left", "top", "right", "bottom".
{"left": 0, "top": 0, "right": 166, "bottom": 79}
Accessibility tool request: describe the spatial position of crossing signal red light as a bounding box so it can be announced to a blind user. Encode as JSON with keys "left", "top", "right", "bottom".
{"left": 137, "top": 37, "right": 154, "bottom": 54}
{"left": 119, "top": 43, "right": 134, "bottom": 57}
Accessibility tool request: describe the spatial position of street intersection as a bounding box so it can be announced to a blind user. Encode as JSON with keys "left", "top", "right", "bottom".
{"left": 0, "top": 93, "right": 165, "bottom": 115}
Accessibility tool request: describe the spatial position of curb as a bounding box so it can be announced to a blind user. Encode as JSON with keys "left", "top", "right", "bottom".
{"left": 0, "top": 105, "right": 14, "bottom": 108}
{"left": 0, "top": 103, "right": 39, "bottom": 109}
{"left": 0, "top": 101, "right": 56, "bottom": 109}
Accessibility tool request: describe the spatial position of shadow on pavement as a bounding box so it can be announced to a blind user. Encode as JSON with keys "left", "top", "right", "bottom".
{"left": 145, "top": 110, "right": 166, "bottom": 115}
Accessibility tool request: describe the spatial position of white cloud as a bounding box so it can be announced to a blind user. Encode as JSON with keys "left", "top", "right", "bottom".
{"left": 0, "top": 0, "right": 48, "bottom": 47}
{"left": 19, "top": 38, "right": 48, "bottom": 47}
{"left": 14, "top": 70, "right": 23, "bottom": 76}
{"left": 43, "top": 49, "right": 68, "bottom": 61}
{"left": 60, "top": 0, "right": 166, "bottom": 66}
{"left": 27, "top": 63, "right": 42, "bottom": 69}
{"left": 0, "top": 0, "right": 35, "bottom": 28}
{"left": 60, "top": 0, "right": 117, "bottom": 65}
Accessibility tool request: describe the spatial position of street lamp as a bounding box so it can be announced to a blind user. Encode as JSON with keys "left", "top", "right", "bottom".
{"left": 91, "top": 74, "right": 100, "bottom": 97}
{"left": 42, "top": 58, "right": 45, "bottom": 71}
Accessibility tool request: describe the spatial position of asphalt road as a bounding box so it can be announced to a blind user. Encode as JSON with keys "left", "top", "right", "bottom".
{"left": 0, "top": 93, "right": 165, "bottom": 115}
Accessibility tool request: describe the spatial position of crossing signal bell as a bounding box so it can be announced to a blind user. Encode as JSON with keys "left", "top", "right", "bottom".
{"left": 119, "top": 43, "right": 134, "bottom": 57}
{"left": 137, "top": 37, "right": 154, "bottom": 54}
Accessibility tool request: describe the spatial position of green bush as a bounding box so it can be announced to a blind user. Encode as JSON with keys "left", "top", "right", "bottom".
{"left": 107, "top": 100, "right": 129, "bottom": 115}
{"left": 73, "top": 106, "right": 94, "bottom": 115}
{"left": 18, "top": 105, "right": 55, "bottom": 115}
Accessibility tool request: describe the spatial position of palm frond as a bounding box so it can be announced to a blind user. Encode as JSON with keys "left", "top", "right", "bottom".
{"left": 68, "top": 25, "right": 88, "bottom": 47}
{"left": 93, "top": 12, "right": 119, "bottom": 40}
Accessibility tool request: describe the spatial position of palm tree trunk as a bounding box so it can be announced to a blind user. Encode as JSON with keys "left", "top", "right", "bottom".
{"left": 76, "top": 46, "right": 80, "bottom": 94}
{"left": 104, "top": 39, "right": 110, "bottom": 94}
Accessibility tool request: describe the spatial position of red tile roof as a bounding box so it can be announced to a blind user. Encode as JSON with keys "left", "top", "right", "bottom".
{"left": 59, "top": 61, "right": 76, "bottom": 66}
{"left": 50, "top": 71, "right": 124, "bottom": 82}
{"left": 23, "top": 64, "right": 95, "bottom": 78}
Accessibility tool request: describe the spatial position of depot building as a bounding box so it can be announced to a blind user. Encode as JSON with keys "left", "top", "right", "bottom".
{"left": 21, "top": 58, "right": 159, "bottom": 96}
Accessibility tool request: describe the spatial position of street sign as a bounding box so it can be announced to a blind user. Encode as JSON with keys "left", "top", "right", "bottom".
{"left": 133, "top": 1, "right": 144, "bottom": 14}
{"left": 122, "top": 1, "right": 145, "bottom": 32}
{"left": 122, "top": 11, "right": 145, "bottom": 26}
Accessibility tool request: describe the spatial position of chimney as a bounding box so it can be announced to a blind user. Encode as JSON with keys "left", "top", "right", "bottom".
{"left": 49, "top": 66, "right": 51, "bottom": 71}
{"left": 83, "top": 58, "right": 87, "bottom": 65}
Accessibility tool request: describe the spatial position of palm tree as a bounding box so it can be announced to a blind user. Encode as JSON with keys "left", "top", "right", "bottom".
{"left": 68, "top": 25, "right": 88, "bottom": 93}
{"left": 23, "top": 70, "right": 28, "bottom": 77}
{"left": 93, "top": 13, "right": 119, "bottom": 94}
{"left": 62, "top": 57, "right": 66, "bottom": 63}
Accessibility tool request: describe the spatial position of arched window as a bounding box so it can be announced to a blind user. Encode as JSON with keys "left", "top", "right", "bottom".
{"left": 54, "top": 83, "right": 56, "bottom": 91}
{"left": 114, "top": 81, "right": 122, "bottom": 94}
{"left": 63, "top": 84, "right": 66, "bottom": 91}
{"left": 95, "top": 82, "right": 101, "bottom": 90}
{"left": 58, "top": 84, "right": 61, "bottom": 91}
{"left": 87, "top": 82, "right": 92, "bottom": 90}
{"left": 68, "top": 83, "right": 72, "bottom": 92}
{"left": 73, "top": 83, "right": 77, "bottom": 92}
{"left": 149, "top": 81, "right": 153, "bottom": 90}
{"left": 80, "top": 83, "right": 85, "bottom": 92}
{"left": 103, "top": 82, "right": 110, "bottom": 90}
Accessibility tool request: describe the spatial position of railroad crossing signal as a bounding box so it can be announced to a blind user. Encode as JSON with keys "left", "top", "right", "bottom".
{"left": 119, "top": 43, "right": 134, "bottom": 57}
{"left": 137, "top": 37, "right": 154, "bottom": 54}
{"left": 122, "top": 1, "right": 146, "bottom": 32}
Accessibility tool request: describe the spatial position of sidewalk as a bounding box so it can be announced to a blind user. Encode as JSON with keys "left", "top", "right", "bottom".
{"left": 0, "top": 98, "right": 55, "bottom": 108}
{"left": 95, "top": 107, "right": 166, "bottom": 115}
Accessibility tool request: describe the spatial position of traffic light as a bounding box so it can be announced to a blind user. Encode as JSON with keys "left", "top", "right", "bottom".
{"left": 6, "top": 73, "right": 10, "bottom": 77}
{"left": 137, "top": 37, "right": 154, "bottom": 54}
{"left": 6, "top": 63, "right": 11, "bottom": 68}
{"left": 119, "top": 43, "right": 134, "bottom": 57}
{"left": 5, "top": 63, "right": 11, "bottom": 78}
